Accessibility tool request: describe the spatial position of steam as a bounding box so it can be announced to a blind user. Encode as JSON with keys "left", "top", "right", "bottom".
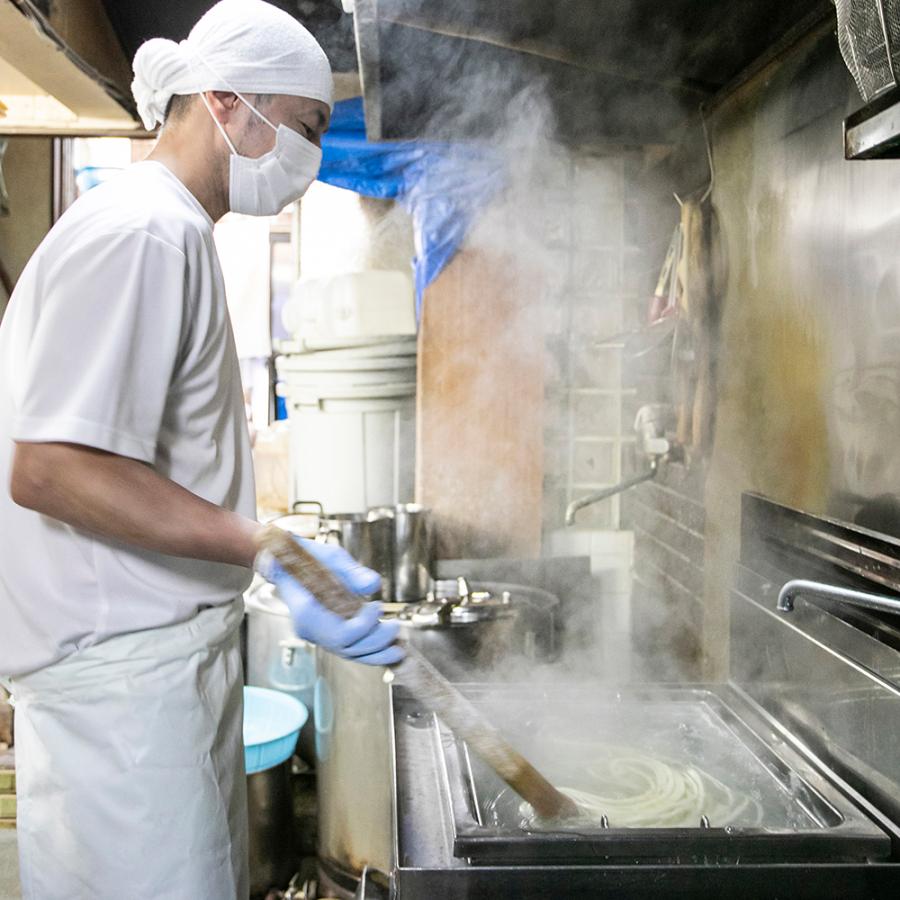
{"left": 341, "top": 6, "right": 714, "bottom": 680}
{"left": 391, "top": 32, "right": 706, "bottom": 680}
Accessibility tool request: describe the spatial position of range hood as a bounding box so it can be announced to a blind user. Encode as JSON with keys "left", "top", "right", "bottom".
{"left": 351, "top": 0, "right": 831, "bottom": 145}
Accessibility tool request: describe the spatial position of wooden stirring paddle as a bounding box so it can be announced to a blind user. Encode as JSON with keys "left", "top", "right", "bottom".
{"left": 256, "top": 526, "right": 578, "bottom": 820}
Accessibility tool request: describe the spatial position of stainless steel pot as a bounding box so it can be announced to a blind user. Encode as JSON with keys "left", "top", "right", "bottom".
{"left": 314, "top": 581, "right": 558, "bottom": 887}
{"left": 401, "top": 580, "right": 558, "bottom": 680}
{"left": 244, "top": 581, "right": 317, "bottom": 764}
{"left": 392, "top": 503, "right": 434, "bottom": 602}
{"left": 267, "top": 505, "right": 397, "bottom": 601}
{"left": 248, "top": 760, "right": 297, "bottom": 898}
{"left": 319, "top": 512, "right": 394, "bottom": 602}
{"left": 314, "top": 651, "right": 394, "bottom": 884}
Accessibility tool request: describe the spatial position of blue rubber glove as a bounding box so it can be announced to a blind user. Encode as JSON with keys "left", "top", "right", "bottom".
{"left": 257, "top": 536, "right": 405, "bottom": 667}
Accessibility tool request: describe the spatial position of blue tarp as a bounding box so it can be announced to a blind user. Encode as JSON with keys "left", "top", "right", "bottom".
{"left": 318, "top": 98, "right": 502, "bottom": 314}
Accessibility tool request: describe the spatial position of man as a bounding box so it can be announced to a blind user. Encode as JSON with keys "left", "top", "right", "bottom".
{"left": 0, "top": 1, "right": 401, "bottom": 897}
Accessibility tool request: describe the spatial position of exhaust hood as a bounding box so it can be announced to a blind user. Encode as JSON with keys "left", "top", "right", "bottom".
{"left": 351, "top": 0, "right": 831, "bottom": 145}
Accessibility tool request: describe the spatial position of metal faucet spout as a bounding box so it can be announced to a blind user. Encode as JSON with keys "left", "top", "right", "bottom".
{"left": 777, "top": 579, "right": 900, "bottom": 616}
{"left": 565, "top": 461, "right": 659, "bottom": 527}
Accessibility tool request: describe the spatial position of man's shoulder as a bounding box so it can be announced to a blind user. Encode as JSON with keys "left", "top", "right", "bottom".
{"left": 46, "top": 163, "right": 211, "bottom": 260}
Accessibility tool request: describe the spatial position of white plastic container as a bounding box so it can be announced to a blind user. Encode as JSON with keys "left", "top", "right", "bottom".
{"left": 277, "top": 350, "right": 416, "bottom": 513}
{"left": 282, "top": 269, "right": 416, "bottom": 346}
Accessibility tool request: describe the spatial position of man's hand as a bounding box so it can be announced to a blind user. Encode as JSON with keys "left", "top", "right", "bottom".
{"left": 11, "top": 441, "right": 261, "bottom": 567}
{"left": 256, "top": 537, "right": 404, "bottom": 666}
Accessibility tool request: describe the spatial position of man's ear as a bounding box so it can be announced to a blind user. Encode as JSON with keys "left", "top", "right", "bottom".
{"left": 206, "top": 91, "right": 241, "bottom": 123}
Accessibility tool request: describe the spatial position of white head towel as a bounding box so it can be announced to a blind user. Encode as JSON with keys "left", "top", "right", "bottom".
{"left": 132, "top": 0, "right": 333, "bottom": 131}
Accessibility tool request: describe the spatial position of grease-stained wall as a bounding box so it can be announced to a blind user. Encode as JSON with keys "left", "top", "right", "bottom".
{"left": 700, "top": 26, "right": 900, "bottom": 675}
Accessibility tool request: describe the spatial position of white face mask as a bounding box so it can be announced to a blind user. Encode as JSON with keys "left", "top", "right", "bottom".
{"left": 203, "top": 92, "right": 322, "bottom": 216}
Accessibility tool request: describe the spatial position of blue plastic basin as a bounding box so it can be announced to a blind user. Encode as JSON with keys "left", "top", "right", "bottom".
{"left": 243, "top": 685, "right": 308, "bottom": 775}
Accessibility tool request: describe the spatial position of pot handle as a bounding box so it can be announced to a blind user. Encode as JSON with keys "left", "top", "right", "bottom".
{"left": 316, "top": 527, "right": 344, "bottom": 546}
{"left": 292, "top": 500, "right": 324, "bottom": 516}
{"left": 278, "top": 637, "right": 312, "bottom": 668}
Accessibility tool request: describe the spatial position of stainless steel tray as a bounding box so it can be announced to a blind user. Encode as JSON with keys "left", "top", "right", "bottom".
{"left": 427, "top": 684, "right": 889, "bottom": 864}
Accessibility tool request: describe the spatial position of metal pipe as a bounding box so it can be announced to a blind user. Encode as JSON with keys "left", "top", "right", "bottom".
{"left": 565, "top": 461, "right": 658, "bottom": 527}
{"left": 776, "top": 579, "right": 900, "bottom": 616}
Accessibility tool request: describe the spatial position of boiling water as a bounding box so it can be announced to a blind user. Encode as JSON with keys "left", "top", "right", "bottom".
{"left": 468, "top": 696, "right": 821, "bottom": 831}
{"left": 486, "top": 744, "right": 764, "bottom": 829}
{"left": 487, "top": 743, "right": 766, "bottom": 829}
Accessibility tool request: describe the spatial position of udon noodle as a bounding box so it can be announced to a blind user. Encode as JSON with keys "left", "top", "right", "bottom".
{"left": 512, "top": 746, "right": 764, "bottom": 829}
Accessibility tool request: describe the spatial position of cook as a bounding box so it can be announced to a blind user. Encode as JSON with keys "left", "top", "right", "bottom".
{"left": 0, "top": 1, "right": 402, "bottom": 897}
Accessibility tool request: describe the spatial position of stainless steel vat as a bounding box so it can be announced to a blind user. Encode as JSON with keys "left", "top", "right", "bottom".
{"left": 313, "top": 580, "right": 558, "bottom": 889}
{"left": 390, "top": 684, "right": 898, "bottom": 898}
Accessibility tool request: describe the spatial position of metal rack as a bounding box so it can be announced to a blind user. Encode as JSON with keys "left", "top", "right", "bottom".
{"left": 836, "top": 0, "right": 900, "bottom": 102}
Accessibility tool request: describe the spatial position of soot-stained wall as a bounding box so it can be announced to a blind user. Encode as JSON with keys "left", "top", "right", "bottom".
{"left": 629, "top": 23, "right": 900, "bottom": 680}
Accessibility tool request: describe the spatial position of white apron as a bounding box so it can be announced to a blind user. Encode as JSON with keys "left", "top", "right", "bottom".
{"left": 4, "top": 598, "right": 248, "bottom": 900}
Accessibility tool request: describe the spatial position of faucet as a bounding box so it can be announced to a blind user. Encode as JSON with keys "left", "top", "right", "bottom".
{"left": 565, "top": 460, "right": 659, "bottom": 527}
{"left": 777, "top": 579, "right": 900, "bottom": 616}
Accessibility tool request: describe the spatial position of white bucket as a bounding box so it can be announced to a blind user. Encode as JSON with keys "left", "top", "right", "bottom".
{"left": 277, "top": 351, "right": 417, "bottom": 513}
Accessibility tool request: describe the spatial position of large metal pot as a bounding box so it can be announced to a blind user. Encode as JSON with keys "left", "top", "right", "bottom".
{"left": 244, "top": 580, "right": 317, "bottom": 764}
{"left": 392, "top": 504, "right": 434, "bottom": 602}
{"left": 401, "top": 579, "right": 558, "bottom": 680}
{"left": 314, "top": 651, "right": 394, "bottom": 890}
{"left": 314, "top": 581, "right": 559, "bottom": 891}
{"left": 319, "top": 512, "right": 394, "bottom": 602}
{"left": 244, "top": 506, "right": 393, "bottom": 760}
{"left": 247, "top": 760, "right": 297, "bottom": 898}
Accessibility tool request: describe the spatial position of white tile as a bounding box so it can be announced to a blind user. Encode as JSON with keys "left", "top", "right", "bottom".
{"left": 593, "top": 566, "right": 633, "bottom": 598}
{"left": 589, "top": 529, "right": 634, "bottom": 557}
{"left": 572, "top": 156, "right": 624, "bottom": 201}
{"left": 546, "top": 528, "right": 593, "bottom": 558}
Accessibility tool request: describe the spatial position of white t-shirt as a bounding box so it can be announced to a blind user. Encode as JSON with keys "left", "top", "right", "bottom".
{"left": 0, "top": 161, "right": 256, "bottom": 677}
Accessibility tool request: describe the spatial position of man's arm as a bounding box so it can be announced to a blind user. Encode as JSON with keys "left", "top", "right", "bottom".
{"left": 10, "top": 441, "right": 261, "bottom": 567}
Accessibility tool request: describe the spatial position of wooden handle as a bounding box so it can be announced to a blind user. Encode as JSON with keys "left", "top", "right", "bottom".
{"left": 256, "top": 526, "right": 578, "bottom": 820}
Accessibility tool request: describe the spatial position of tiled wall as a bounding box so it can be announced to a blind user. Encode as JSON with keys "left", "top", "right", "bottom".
{"left": 622, "top": 462, "right": 707, "bottom": 680}
{"left": 539, "top": 147, "right": 710, "bottom": 679}
{"left": 541, "top": 154, "right": 641, "bottom": 534}
{"left": 538, "top": 152, "right": 658, "bottom": 674}
{"left": 618, "top": 161, "right": 708, "bottom": 681}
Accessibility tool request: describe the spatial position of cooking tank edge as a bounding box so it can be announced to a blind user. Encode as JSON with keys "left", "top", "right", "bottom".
{"left": 414, "top": 682, "right": 890, "bottom": 852}
{"left": 389, "top": 683, "right": 900, "bottom": 898}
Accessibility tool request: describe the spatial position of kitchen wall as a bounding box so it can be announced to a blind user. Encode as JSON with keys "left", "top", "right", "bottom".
{"left": 0, "top": 136, "right": 53, "bottom": 320}
{"left": 417, "top": 149, "right": 642, "bottom": 562}
{"left": 541, "top": 154, "right": 635, "bottom": 534}
{"left": 629, "top": 22, "right": 900, "bottom": 680}
{"left": 616, "top": 154, "right": 711, "bottom": 682}
{"left": 541, "top": 151, "right": 677, "bottom": 670}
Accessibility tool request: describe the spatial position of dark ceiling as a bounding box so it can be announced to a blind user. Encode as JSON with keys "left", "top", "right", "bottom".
{"left": 101, "top": 0, "right": 834, "bottom": 146}
{"left": 99, "top": 0, "right": 357, "bottom": 72}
